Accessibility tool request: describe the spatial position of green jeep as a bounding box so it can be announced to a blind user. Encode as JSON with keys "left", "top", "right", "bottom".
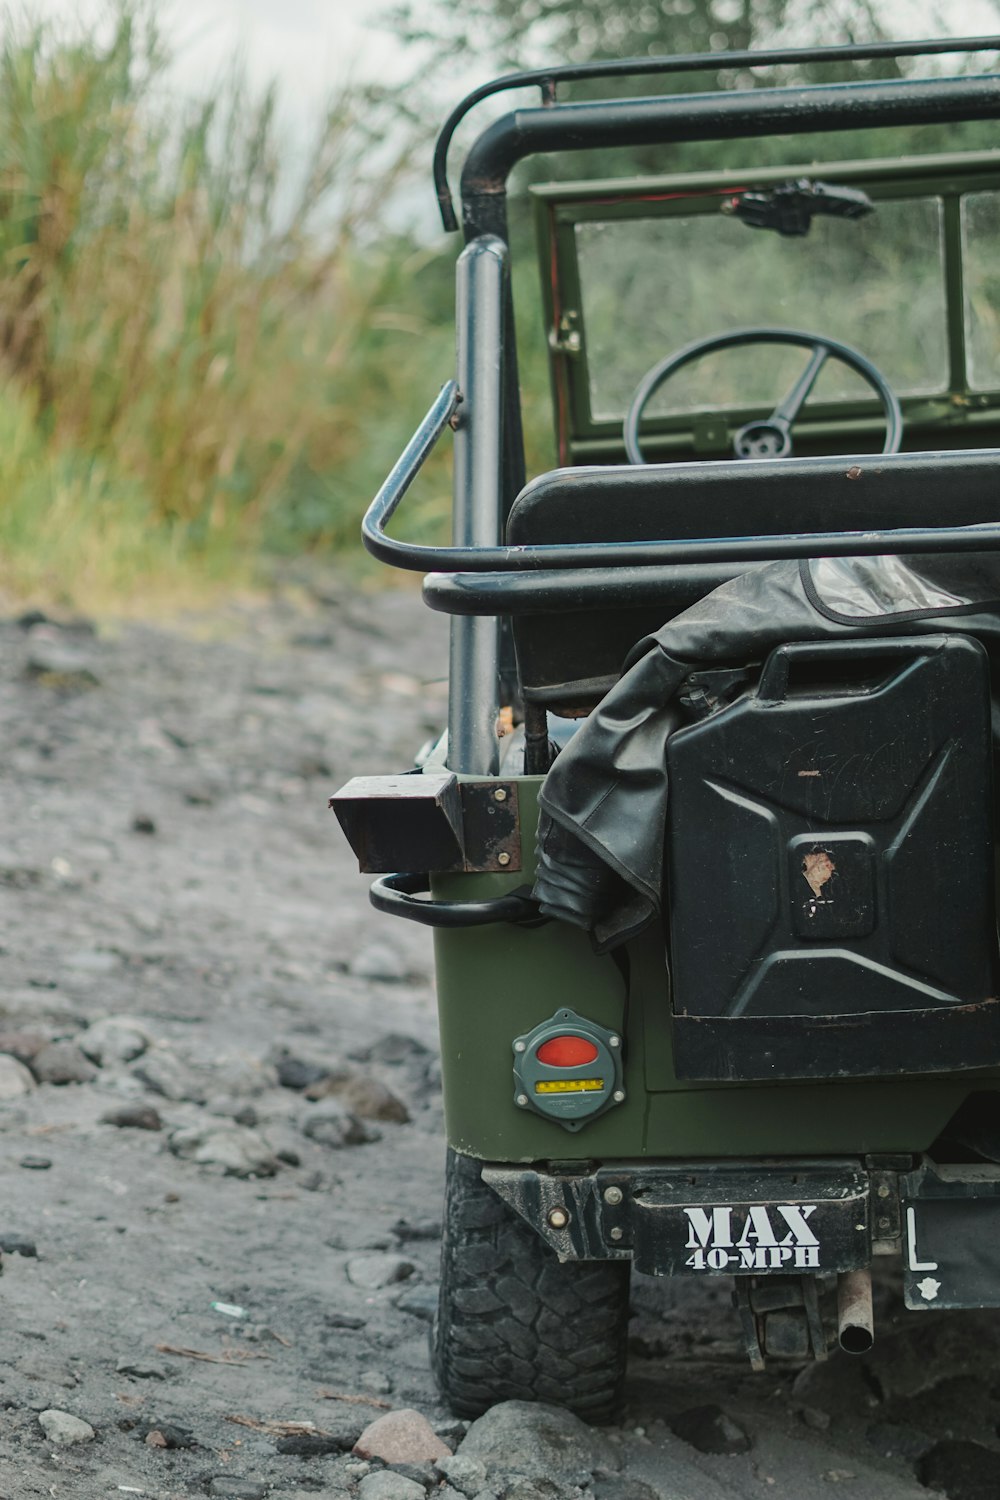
{"left": 333, "top": 36, "right": 1000, "bottom": 1419}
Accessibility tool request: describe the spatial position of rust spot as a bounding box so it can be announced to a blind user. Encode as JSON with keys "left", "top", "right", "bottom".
{"left": 846, "top": 465, "right": 863, "bottom": 480}
{"left": 802, "top": 850, "right": 836, "bottom": 899}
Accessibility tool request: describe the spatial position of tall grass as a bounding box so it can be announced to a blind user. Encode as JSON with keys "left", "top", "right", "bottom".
{"left": 0, "top": 3, "right": 453, "bottom": 607}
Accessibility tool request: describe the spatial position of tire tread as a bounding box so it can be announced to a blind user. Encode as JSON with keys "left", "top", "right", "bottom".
{"left": 432, "top": 1149, "right": 629, "bottom": 1421}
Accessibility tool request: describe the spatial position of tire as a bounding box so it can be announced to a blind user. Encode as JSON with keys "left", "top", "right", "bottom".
{"left": 431, "top": 1148, "right": 631, "bottom": 1421}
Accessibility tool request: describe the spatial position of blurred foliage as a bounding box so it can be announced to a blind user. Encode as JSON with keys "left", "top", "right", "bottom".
{"left": 2, "top": 0, "right": 1000, "bottom": 605}
{"left": 0, "top": 1, "right": 454, "bottom": 604}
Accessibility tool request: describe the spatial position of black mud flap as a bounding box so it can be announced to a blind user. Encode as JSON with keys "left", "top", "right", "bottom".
{"left": 483, "top": 1160, "right": 870, "bottom": 1277}
{"left": 902, "top": 1163, "right": 1000, "bottom": 1310}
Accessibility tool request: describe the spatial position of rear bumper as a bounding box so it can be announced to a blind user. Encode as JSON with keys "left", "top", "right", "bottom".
{"left": 483, "top": 1155, "right": 1000, "bottom": 1308}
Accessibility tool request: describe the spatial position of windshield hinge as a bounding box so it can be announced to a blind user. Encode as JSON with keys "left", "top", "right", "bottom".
{"left": 549, "top": 310, "right": 582, "bottom": 356}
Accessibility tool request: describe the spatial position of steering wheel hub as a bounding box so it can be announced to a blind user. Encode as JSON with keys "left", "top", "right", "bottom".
{"left": 733, "top": 420, "right": 792, "bottom": 460}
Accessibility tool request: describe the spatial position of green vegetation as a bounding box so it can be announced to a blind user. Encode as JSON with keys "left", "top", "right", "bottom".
{"left": 0, "top": 3, "right": 455, "bottom": 607}
{"left": 1, "top": 2, "right": 997, "bottom": 607}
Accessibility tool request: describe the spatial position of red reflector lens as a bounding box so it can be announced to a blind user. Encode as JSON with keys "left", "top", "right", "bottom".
{"left": 536, "top": 1035, "right": 600, "bottom": 1067}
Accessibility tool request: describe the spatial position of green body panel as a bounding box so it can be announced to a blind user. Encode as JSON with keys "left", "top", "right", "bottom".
{"left": 433, "top": 780, "right": 999, "bottom": 1163}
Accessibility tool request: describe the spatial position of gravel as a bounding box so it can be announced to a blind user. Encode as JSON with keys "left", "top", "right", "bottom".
{"left": 0, "top": 582, "right": 997, "bottom": 1500}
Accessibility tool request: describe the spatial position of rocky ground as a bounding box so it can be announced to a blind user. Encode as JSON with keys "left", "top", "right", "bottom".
{"left": 1, "top": 576, "right": 999, "bottom": 1500}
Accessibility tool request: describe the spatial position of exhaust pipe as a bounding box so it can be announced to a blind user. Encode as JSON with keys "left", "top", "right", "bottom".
{"left": 837, "top": 1268, "right": 874, "bottom": 1353}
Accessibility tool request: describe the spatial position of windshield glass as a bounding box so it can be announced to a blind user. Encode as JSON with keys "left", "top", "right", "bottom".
{"left": 963, "top": 191, "right": 1000, "bottom": 390}
{"left": 575, "top": 197, "right": 948, "bottom": 420}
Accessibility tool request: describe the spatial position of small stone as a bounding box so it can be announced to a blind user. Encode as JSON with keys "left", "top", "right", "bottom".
{"left": 346, "top": 1254, "right": 416, "bottom": 1290}
{"left": 393, "top": 1217, "right": 442, "bottom": 1242}
{"left": 131, "top": 812, "right": 157, "bottom": 834}
{"left": 389, "top": 1463, "right": 436, "bottom": 1490}
{"left": 349, "top": 943, "right": 409, "bottom": 983}
{"left": 325, "top": 1311, "right": 367, "bottom": 1330}
{"left": 434, "top": 1418, "right": 470, "bottom": 1447}
{"left": 458, "top": 1402, "right": 612, "bottom": 1481}
{"left": 354, "top": 1409, "right": 451, "bottom": 1465}
{"left": 308, "top": 1071, "right": 410, "bottom": 1123}
{"left": 299, "top": 1402, "right": 368, "bottom": 1451}
{"left": 31, "top": 1041, "right": 98, "bottom": 1086}
{"left": 38, "top": 1409, "right": 95, "bottom": 1445}
{"left": 167, "top": 1124, "right": 279, "bottom": 1177}
{"left": 436, "top": 1454, "right": 488, "bottom": 1497}
{"left": 80, "top": 1016, "right": 150, "bottom": 1066}
{"left": 360, "top": 1369, "right": 393, "bottom": 1395}
{"left": 358, "top": 1471, "right": 427, "bottom": 1500}
{"left": 395, "top": 1285, "right": 439, "bottom": 1322}
{"left": 301, "top": 1101, "right": 380, "bottom": 1148}
{"left": 0, "top": 1054, "right": 36, "bottom": 1099}
{"left": 211, "top": 1056, "right": 278, "bottom": 1097}
{"left": 352, "top": 1033, "right": 433, "bottom": 1067}
{"left": 0, "top": 1235, "right": 37, "bottom": 1257}
{"left": 207, "top": 1481, "right": 268, "bottom": 1500}
{"left": 24, "top": 643, "right": 100, "bottom": 689}
{"left": 133, "top": 1048, "right": 207, "bottom": 1103}
{"left": 141, "top": 1420, "right": 196, "bottom": 1448}
{"left": 116, "top": 1356, "right": 169, "bottom": 1380}
{"left": 101, "top": 1104, "right": 163, "bottom": 1131}
{"left": 669, "top": 1404, "right": 752, "bottom": 1456}
{"left": 17, "top": 608, "right": 49, "bottom": 628}
{"left": 0, "top": 1031, "right": 50, "bottom": 1064}
{"left": 275, "top": 1054, "right": 330, "bottom": 1091}
{"left": 20, "top": 1156, "right": 51, "bottom": 1170}
{"left": 797, "top": 1405, "right": 832, "bottom": 1433}
{"left": 275, "top": 1433, "right": 347, "bottom": 1455}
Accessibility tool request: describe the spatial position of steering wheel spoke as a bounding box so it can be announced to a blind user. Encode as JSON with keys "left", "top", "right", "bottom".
{"left": 772, "top": 342, "right": 830, "bottom": 427}
{"left": 623, "top": 327, "right": 902, "bottom": 464}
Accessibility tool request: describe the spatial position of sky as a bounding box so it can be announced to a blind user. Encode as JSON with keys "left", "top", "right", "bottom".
{"left": 16, "top": 1, "right": 1000, "bottom": 122}
{"left": 18, "top": 1, "right": 410, "bottom": 122}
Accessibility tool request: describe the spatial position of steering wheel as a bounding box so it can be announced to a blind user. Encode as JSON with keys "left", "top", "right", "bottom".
{"left": 623, "top": 326, "right": 903, "bottom": 464}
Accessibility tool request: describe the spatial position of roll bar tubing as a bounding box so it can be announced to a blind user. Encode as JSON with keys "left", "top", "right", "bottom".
{"left": 435, "top": 37, "right": 1000, "bottom": 232}
{"left": 459, "top": 71, "right": 1000, "bottom": 240}
{"left": 362, "top": 53, "right": 1000, "bottom": 650}
{"left": 360, "top": 383, "right": 1000, "bottom": 577}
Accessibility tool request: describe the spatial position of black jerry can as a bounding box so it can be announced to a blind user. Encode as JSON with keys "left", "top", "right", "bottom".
{"left": 666, "top": 635, "right": 999, "bottom": 1081}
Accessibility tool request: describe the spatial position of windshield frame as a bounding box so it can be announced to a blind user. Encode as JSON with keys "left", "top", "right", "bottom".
{"left": 533, "top": 150, "right": 1000, "bottom": 465}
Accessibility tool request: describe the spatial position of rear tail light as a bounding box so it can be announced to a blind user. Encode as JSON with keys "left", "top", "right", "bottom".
{"left": 536, "top": 1035, "right": 600, "bottom": 1067}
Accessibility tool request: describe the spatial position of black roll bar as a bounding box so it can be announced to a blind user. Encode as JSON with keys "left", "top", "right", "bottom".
{"left": 460, "top": 73, "right": 1000, "bottom": 239}
{"left": 360, "top": 384, "right": 1000, "bottom": 586}
{"left": 434, "top": 36, "right": 1000, "bottom": 232}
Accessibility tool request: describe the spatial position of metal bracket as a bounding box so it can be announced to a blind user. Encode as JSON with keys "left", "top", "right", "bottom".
{"left": 332, "top": 773, "right": 520, "bottom": 873}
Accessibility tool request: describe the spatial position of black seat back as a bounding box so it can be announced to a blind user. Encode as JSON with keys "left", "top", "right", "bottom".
{"left": 506, "top": 450, "right": 1000, "bottom": 711}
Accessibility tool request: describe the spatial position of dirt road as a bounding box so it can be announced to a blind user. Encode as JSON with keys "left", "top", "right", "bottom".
{"left": 0, "top": 580, "right": 997, "bottom": 1500}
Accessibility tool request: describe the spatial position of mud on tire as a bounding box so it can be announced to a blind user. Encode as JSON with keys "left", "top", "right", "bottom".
{"left": 431, "top": 1148, "right": 631, "bottom": 1421}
